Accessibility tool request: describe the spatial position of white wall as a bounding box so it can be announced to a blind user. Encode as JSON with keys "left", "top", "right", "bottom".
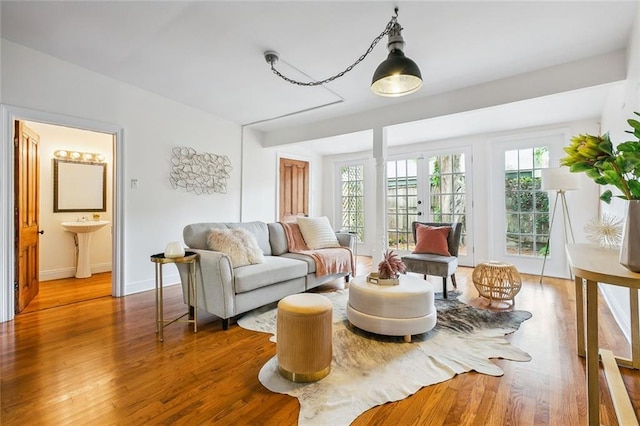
{"left": 27, "top": 121, "right": 113, "bottom": 281}
{"left": 240, "top": 127, "right": 276, "bottom": 222}
{"left": 598, "top": 4, "right": 640, "bottom": 344}
{"left": 1, "top": 40, "right": 242, "bottom": 306}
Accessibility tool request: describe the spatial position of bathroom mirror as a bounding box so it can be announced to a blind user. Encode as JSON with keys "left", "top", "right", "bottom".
{"left": 54, "top": 159, "right": 107, "bottom": 212}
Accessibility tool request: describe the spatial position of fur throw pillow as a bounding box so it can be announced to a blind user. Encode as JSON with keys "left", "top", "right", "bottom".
{"left": 207, "top": 228, "right": 265, "bottom": 268}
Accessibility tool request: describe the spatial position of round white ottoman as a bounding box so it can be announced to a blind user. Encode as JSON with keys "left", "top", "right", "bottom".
{"left": 347, "top": 275, "right": 436, "bottom": 342}
{"left": 277, "top": 293, "right": 333, "bottom": 382}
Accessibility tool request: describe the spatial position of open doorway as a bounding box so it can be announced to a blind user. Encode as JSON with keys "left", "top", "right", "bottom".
{"left": 16, "top": 121, "right": 114, "bottom": 313}
{"left": 1, "top": 105, "right": 123, "bottom": 323}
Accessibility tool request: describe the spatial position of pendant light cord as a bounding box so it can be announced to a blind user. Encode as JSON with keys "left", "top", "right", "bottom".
{"left": 268, "top": 9, "right": 399, "bottom": 87}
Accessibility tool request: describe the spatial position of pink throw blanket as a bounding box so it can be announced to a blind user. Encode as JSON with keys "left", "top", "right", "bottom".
{"left": 280, "top": 222, "right": 355, "bottom": 278}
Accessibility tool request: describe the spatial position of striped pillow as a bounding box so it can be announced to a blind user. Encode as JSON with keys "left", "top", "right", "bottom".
{"left": 297, "top": 216, "right": 340, "bottom": 249}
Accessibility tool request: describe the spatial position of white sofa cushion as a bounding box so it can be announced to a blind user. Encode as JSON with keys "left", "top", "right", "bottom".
{"left": 234, "top": 256, "right": 308, "bottom": 293}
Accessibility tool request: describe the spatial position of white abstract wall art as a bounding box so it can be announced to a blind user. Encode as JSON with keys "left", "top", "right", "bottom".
{"left": 584, "top": 213, "right": 624, "bottom": 249}
{"left": 169, "top": 147, "right": 232, "bottom": 195}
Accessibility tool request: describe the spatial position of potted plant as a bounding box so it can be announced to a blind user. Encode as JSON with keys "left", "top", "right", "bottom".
{"left": 368, "top": 250, "right": 407, "bottom": 285}
{"left": 560, "top": 111, "right": 640, "bottom": 271}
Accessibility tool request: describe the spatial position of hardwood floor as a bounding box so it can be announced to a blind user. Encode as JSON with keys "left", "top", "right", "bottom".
{"left": 20, "top": 272, "right": 112, "bottom": 314}
{"left": 2, "top": 258, "right": 638, "bottom": 425}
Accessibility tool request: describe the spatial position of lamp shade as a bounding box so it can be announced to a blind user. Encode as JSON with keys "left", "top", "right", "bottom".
{"left": 371, "top": 50, "right": 423, "bottom": 97}
{"left": 541, "top": 167, "right": 581, "bottom": 191}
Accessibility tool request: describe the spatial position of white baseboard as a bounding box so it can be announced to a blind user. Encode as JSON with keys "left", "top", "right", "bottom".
{"left": 125, "top": 272, "right": 181, "bottom": 295}
{"left": 40, "top": 262, "right": 113, "bottom": 282}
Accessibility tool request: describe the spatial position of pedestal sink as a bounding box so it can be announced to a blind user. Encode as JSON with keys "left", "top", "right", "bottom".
{"left": 61, "top": 221, "right": 109, "bottom": 278}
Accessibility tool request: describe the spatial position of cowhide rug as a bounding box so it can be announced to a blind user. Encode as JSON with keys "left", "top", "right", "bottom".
{"left": 237, "top": 290, "right": 532, "bottom": 425}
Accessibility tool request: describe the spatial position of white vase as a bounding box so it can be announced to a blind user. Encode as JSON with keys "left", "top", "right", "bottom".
{"left": 164, "top": 241, "right": 185, "bottom": 258}
{"left": 619, "top": 200, "right": 640, "bottom": 272}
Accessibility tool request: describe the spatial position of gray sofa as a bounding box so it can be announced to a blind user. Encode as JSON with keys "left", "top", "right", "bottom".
{"left": 176, "top": 221, "right": 355, "bottom": 330}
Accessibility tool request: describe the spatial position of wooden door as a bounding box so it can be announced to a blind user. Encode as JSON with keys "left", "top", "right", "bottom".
{"left": 279, "top": 158, "right": 309, "bottom": 222}
{"left": 15, "top": 121, "right": 40, "bottom": 313}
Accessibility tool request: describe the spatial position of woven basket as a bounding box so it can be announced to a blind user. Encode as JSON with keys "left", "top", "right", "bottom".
{"left": 472, "top": 261, "right": 522, "bottom": 302}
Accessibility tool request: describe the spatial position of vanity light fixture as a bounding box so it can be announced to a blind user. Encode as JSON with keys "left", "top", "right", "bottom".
{"left": 264, "top": 7, "right": 422, "bottom": 97}
{"left": 54, "top": 150, "right": 105, "bottom": 163}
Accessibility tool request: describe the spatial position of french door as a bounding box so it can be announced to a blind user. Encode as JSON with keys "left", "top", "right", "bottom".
{"left": 490, "top": 131, "right": 567, "bottom": 277}
{"left": 387, "top": 148, "right": 473, "bottom": 266}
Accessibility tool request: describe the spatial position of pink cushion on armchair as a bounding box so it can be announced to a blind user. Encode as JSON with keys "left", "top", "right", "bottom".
{"left": 413, "top": 225, "right": 452, "bottom": 256}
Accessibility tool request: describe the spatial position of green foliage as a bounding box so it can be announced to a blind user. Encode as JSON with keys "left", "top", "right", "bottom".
{"left": 430, "top": 159, "right": 441, "bottom": 190}
{"left": 561, "top": 112, "right": 640, "bottom": 203}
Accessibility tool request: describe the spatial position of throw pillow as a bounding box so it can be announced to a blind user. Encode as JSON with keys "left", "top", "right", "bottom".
{"left": 413, "top": 225, "right": 452, "bottom": 256}
{"left": 296, "top": 216, "right": 340, "bottom": 249}
{"left": 207, "top": 228, "right": 265, "bottom": 267}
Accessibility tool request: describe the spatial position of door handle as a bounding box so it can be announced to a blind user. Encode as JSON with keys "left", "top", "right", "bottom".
{"left": 417, "top": 212, "right": 422, "bottom": 216}
{"left": 38, "top": 230, "right": 44, "bottom": 235}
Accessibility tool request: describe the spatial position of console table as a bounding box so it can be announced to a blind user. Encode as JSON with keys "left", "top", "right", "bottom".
{"left": 150, "top": 251, "right": 199, "bottom": 342}
{"left": 565, "top": 243, "right": 639, "bottom": 426}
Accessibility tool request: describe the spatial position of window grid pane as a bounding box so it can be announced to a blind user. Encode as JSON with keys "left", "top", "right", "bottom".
{"left": 428, "top": 154, "right": 467, "bottom": 255}
{"left": 387, "top": 159, "right": 417, "bottom": 250}
{"left": 340, "top": 165, "right": 365, "bottom": 243}
{"left": 504, "top": 147, "right": 550, "bottom": 257}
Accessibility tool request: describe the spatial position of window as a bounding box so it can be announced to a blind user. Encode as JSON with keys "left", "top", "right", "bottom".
{"left": 340, "top": 164, "right": 364, "bottom": 243}
{"left": 387, "top": 159, "right": 418, "bottom": 250}
{"left": 428, "top": 153, "right": 467, "bottom": 255}
{"left": 504, "top": 147, "right": 550, "bottom": 256}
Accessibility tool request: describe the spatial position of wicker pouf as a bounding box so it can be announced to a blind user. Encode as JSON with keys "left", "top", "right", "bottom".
{"left": 276, "top": 293, "right": 333, "bottom": 382}
{"left": 472, "top": 261, "right": 522, "bottom": 304}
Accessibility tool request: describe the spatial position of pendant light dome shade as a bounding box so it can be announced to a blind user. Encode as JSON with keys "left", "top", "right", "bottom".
{"left": 371, "top": 49, "right": 423, "bottom": 97}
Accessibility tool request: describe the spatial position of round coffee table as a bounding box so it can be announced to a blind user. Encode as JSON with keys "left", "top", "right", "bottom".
{"left": 347, "top": 274, "right": 436, "bottom": 342}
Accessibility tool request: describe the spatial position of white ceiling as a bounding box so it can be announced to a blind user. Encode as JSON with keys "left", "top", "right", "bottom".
{"left": 1, "top": 1, "right": 637, "bottom": 152}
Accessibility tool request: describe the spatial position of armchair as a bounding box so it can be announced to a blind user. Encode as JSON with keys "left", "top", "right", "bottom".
{"left": 401, "top": 222, "right": 462, "bottom": 298}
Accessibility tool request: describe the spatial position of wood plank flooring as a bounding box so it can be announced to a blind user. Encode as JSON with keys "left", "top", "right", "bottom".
{"left": 2, "top": 258, "right": 639, "bottom": 425}
{"left": 20, "top": 272, "right": 112, "bottom": 314}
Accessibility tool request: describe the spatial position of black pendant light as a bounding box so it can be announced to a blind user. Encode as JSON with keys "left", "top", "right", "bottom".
{"left": 371, "top": 15, "right": 423, "bottom": 97}
{"left": 265, "top": 8, "right": 422, "bottom": 98}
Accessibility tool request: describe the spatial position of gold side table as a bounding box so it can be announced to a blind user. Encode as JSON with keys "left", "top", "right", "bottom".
{"left": 150, "top": 251, "right": 199, "bottom": 342}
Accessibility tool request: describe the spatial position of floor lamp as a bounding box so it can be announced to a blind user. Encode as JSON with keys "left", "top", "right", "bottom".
{"left": 539, "top": 167, "right": 581, "bottom": 283}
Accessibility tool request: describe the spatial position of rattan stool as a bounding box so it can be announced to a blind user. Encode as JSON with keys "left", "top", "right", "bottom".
{"left": 472, "top": 261, "right": 522, "bottom": 304}
{"left": 277, "top": 293, "right": 333, "bottom": 382}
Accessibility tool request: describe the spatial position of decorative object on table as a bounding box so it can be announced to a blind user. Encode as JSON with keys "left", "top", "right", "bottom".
{"left": 238, "top": 290, "right": 531, "bottom": 426}
{"left": 539, "top": 167, "right": 581, "bottom": 283}
{"left": 375, "top": 249, "right": 406, "bottom": 285}
{"left": 561, "top": 111, "right": 640, "bottom": 272}
{"left": 164, "top": 241, "right": 185, "bottom": 258}
{"left": 365, "top": 271, "right": 398, "bottom": 286}
{"left": 584, "top": 213, "right": 624, "bottom": 249}
{"left": 473, "top": 261, "right": 522, "bottom": 305}
{"left": 169, "top": 147, "right": 232, "bottom": 195}
{"left": 619, "top": 199, "right": 640, "bottom": 272}
{"left": 264, "top": 7, "right": 422, "bottom": 98}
